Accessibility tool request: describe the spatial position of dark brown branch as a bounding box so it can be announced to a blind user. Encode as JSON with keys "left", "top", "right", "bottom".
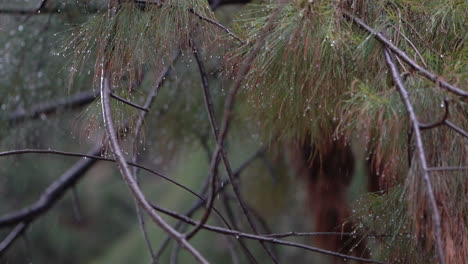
{"left": 186, "top": 41, "right": 220, "bottom": 239}
{"left": 154, "top": 149, "right": 263, "bottom": 262}
{"left": 190, "top": 37, "right": 279, "bottom": 263}
{"left": 0, "top": 147, "right": 101, "bottom": 228}
{"left": 419, "top": 99, "right": 449, "bottom": 130}
{"left": 343, "top": 10, "right": 467, "bottom": 97}
{"left": 6, "top": 90, "right": 99, "bottom": 126}
{"left": 149, "top": 204, "right": 387, "bottom": 264}
{"left": 196, "top": 9, "right": 283, "bottom": 264}
{"left": 417, "top": 98, "right": 467, "bottom": 139}
{"left": 189, "top": 9, "right": 245, "bottom": 44}
{"left": 110, "top": 93, "right": 149, "bottom": 112}
{"left": 0, "top": 149, "right": 198, "bottom": 226}
{"left": 384, "top": 48, "right": 445, "bottom": 264}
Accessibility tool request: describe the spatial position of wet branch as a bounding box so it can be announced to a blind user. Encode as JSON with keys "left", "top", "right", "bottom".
{"left": 111, "top": 93, "right": 149, "bottom": 112}
{"left": 343, "top": 10, "right": 467, "bottom": 97}
{"left": 384, "top": 48, "right": 445, "bottom": 264}
{"left": 129, "top": 54, "right": 177, "bottom": 264}
{"left": 100, "top": 72, "right": 206, "bottom": 264}
{"left": 149, "top": 203, "right": 386, "bottom": 264}
{"left": 6, "top": 90, "right": 99, "bottom": 126}
{"left": 190, "top": 35, "right": 279, "bottom": 263}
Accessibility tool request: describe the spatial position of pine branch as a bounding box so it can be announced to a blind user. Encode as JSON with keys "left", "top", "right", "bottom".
{"left": 189, "top": 9, "right": 245, "bottom": 44}
{"left": 384, "top": 48, "right": 445, "bottom": 264}
{"left": 343, "top": 10, "right": 467, "bottom": 97}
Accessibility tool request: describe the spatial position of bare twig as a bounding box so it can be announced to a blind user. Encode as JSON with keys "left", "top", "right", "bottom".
{"left": 130, "top": 55, "right": 177, "bottom": 264}
{"left": 70, "top": 187, "right": 83, "bottom": 223}
{"left": 189, "top": 9, "right": 245, "bottom": 44}
{"left": 0, "top": 223, "right": 28, "bottom": 256}
{"left": 189, "top": 38, "right": 279, "bottom": 263}
{"left": 384, "top": 48, "right": 445, "bottom": 264}
{"left": 0, "top": 147, "right": 101, "bottom": 228}
{"left": 419, "top": 99, "right": 449, "bottom": 130}
{"left": 427, "top": 167, "right": 468, "bottom": 172}
{"left": 186, "top": 41, "right": 220, "bottom": 239}
{"left": 154, "top": 149, "right": 263, "bottom": 263}
{"left": 343, "top": 10, "right": 467, "bottom": 97}
{"left": 395, "top": 29, "right": 428, "bottom": 68}
{"left": 444, "top": 120, "right": 468, "bottom": 138}
{"left": 6, "top": 90, "right": 99, "bottom": 126}
{"left": 149, "top": 203, "right": 387, "bottom": 264}
{"left": 110, "top": 93, "right": 149, "bottom": 112}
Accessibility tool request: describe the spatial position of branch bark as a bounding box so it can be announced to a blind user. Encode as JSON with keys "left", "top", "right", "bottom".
{"left": 6, "top": 90, "right": 99, "bottom": 126}
{"left": 100, "top": 70, "right": 208, "bottom": 263}
{"left": 384, "top": 48, "right": 445, "bottom": 264}
{"left": 149, "top": 203, "right": 387, "bottom": 264}
{"left": 343, "top": 10, "right": 467, "bottom": 97}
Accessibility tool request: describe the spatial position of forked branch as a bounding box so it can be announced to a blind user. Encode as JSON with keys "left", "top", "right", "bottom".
{"left": 100, "top": 71, "right": 208, "bottom": 263}
{"left": 343, "top": 10, "right": 467, "bottom": 97}
{"left": 384, "top": 48, "right": 445, "bottom": 264}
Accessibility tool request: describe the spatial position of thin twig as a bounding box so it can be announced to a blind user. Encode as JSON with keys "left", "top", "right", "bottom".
{"left": 6, "top": 90, "right": 99, "bottom": 125}
{"left": 0, "top": 223, "right": 28, "bottom": 256}
{"left": 419, "top": 98, "right": 449, "bottom": 130}
{"left": 384, "top": 48, "right": 445, "bottom": 264}
{"left": 149, "top": 203, "right": 387, "bottom": 264}
{"left": 444, "top": 120, "right": 468, "bottom": 138}
{"left": 189, "top": 9, "right": 245, "bottom": 44}
{"left": 427, "top": 167, "right": 468, "bottom": 172}
{"left": 110, "top": 93, "right": 149, "bottom": 112}
{"left": 190, "top": 37, "right": 279, "bottom": 263}
{"left": 186, "top": 41, "right": 220, "bottom": 239}
{"left": 70, "top": 187, "right": 83, "bottom": 223}
{"left": 129, "top": 54, "right": 178, "bottom": 264}
{"left": 154, "top": 149, "right": 263, "bottom": 263}
{"left": 263, "top": 232, "right": 359, "bottom": 238}
{"left": 343, "top": 10, "right": 467, "bottom": 97}
{"left": 0, "top": 147, "right": 101, "bottom": 228}
{"left": 0, "top": 149, "right": 199, "bottom": 202}
{"left": 395, "top": 28, "right": 428, "bottom": 68}
{"left": 196, "top": 8, "right": 284, "bottom": 264}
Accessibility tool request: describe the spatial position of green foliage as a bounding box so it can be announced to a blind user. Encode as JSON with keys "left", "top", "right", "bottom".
{"left": 230, "top": 0, "right": 467, "bottom": 261}
{"left": 68, "top": 0, "right": 215, "bottom": 89}
{"left": 1, "top": 0, "right": 466, "bottom": 263}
